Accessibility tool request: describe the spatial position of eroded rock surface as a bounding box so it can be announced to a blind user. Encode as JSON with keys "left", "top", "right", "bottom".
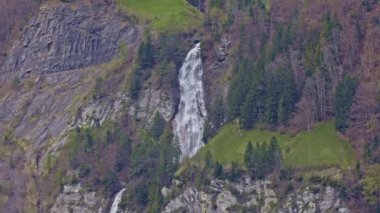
{"left": 2, "top": 1, "right": 138, "bottom": 76}
{"left": 164, "top": 177, "right": 349, "bottom": 213}
{"left": 51, "top": 184, "right": 105, "bottom": 213}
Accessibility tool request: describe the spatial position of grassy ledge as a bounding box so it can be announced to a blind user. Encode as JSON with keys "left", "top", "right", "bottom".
{"left": 194, "top": 121, "right": 355, "bottom": 169}
{"left": 117, "top": 0, "right": 203, "bottom": 33}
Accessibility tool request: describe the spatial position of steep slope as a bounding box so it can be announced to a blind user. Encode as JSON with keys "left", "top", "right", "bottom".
{"left": 2, "top": 1, "right": 138, "bottom": 77}
{"left": 0, "top": 0, "right": 40, "bottom": 62}
{"left": 0, "top": 0, "right": 143, "bottom": 211}
{"left": 0, "top": 0, "right": 379, "bottom": 212}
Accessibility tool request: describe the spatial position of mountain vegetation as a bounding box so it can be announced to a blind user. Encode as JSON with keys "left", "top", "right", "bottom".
{"left": 0, "top": 0, "right": 380, "bottom": 212}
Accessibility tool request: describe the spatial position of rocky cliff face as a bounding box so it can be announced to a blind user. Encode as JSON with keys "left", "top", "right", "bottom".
{"left": 2, "top": 1, "right": 138, "bottom": 77}
{"left": 162, "top": 177, "right": 349, "bottom": 213}
{"left": 0, "top": 1, "right": 144, "bottom": 211}
{"left": 51, "top": 184, "right": 106, "bottom": 213}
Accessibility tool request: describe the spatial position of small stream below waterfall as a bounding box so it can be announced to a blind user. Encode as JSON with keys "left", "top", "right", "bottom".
{"left": 173, "top": 43, "right": 207, "bottom": 159}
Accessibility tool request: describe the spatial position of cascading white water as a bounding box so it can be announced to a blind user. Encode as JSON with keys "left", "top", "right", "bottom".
{"left": 173, "top": 43, "right": 207, "bottom": 159}
{"left": 109, "top": 188, "right": 126, "bottom": 213}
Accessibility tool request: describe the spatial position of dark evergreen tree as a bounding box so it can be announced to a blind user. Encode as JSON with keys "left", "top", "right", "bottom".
{"left": 138, "top": 34, "right": 155, "bottom": 69}
{"left": 228, "top": 161, "right": 241, "bottom": 182}
{"left": 244, "top": 142, "right": 255, "bottom": 171}
{"left": 150, "top": 112, "right": 165, "bottom": 140}
{"left": 158, "top": 128, "right": 180, "bottom": 185}
{"left": 241, "top": 89, "right": 258, "bottom": 129}
{"left": 214, "top": 161, "right": 224, "bottom": 179}
{"left": 278, "top": 68, "right": 298, "bottom": 124}
{"left": 269, "top": 137, "right": 282, "bottom": 167}
{"left": 244, "top": 138, "right": 282, "bottom": 180}
{"left": 129, "top": 72, "right": 141, "bottom": 100}
{"left": 335, "top": 75, "right": 359, "bottom": 132}
{"left": 204, "top": 150, "right": 214, "bottom": 170}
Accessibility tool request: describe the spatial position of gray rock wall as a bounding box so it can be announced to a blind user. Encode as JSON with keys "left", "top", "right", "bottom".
{"left": 163, "top": 178, "right": 350, "bottom": 213}
{"left": 2, "top": 1, "right": 138, "bottom": 76}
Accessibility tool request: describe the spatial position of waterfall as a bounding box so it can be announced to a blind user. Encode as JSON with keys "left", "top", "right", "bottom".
{"left": 110, "top": 188, "right": 126, "bottom": 213}
{"left": 173, "top": 43, "right": 207, "bottom": 159}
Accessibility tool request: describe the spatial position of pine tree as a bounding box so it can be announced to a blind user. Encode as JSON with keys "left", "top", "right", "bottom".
{"left": 138, "top": 34, "right": 155, "bottom": 69}
{"left": 269, "top": 137, "right": 282, "bottom": 168}
{"left": 335, "top": 75, "right": 359, "bottom": 132}
{"left": 204, "top": 150, "right": 213, "bottom": 170}
{"left": 241, "top": 89, "right": 258, "bottom": 129}
{"left": 244, "top": 142, "right": 254, "bottom": 167}
{"left": 228, "top": 161, "right": 241, "bottom": 182}
{"left": 129, "top": 72, "right": 141, "bottom": 100}
{"left": 214, "top": 161, "right": 224, "bottom": 178}
{"left": 150, "top": 112, "right": 165, "bottom": 140}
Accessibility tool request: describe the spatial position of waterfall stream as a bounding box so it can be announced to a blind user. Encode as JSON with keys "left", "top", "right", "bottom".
{"left": 173, "top": 43, "right": 207, "bottom": 159}
{"left": 109, "top": 188, "right": 126, "bottom": 213}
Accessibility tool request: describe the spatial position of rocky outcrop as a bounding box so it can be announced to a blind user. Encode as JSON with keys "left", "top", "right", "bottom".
{"left": 163, "top": 178, "right": 275, "bottom": 213}
{"left": 2, "top": 1, "right": 138, "bottom": 76}
{"left": 216, "top": 37, "right": 231, "bottom": 62}
{"left": 51, "top": 184, "right": 106, "bottom": 213}
{"left": 163, "top": 187, "right": 205, "bottom": 213}
{"left": 163, "top": 177, "right": 349, "bottom": 213}
{"left": 280, "top": 185, "right": 350, "bottom": 213}
{"left": 129, "top": 88, "right": 176, "bottom": 123}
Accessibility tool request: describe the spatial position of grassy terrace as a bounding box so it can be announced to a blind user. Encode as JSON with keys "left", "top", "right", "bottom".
{"left": 117, "top": 0, "right": 203, "bottom": 32}
{"left": 194, "top": 121, "right": 355, "bottom": 169}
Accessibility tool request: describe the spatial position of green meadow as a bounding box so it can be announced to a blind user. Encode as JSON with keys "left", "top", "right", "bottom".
{"left": 117, "top": 0, "right": 203, "bottom": 32}
{"left": 194, "top": 121, "right": 355, "bottom": 169}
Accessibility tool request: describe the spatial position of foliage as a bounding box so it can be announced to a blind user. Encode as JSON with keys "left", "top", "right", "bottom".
{"left": 210, "top": 0, "right": 224, "bottom": 9}
{"left": 92, "top": 77, "right": 105, "bottom": 100}
{"left": 155, "top": 34, "right": 187, "bottom": 88}
{"left": 204, "top": 96, "right": 226, "bottom": 142}
{"left": 335, "top": 75, "right": 359, "bottom": 132}
{"left": 361, "top": 165, "right": 380, "bottom": 205}
{"left": 128, "top": 126, "right": 180, "bottom": 211}
{"left": 194, "top": 121, "right": 354, "bottom": 168}
{"left": 129, "top": 34, "right": 155, "bottom": 100}
{"left": 103, "top": 171, "right": 121, "bottom": 196}
{"left": 150, "top": 112, "right": 166, "bottom": 140}
{"left": 214, "top": 161, "right": 224, "bottom": 178}
{"left": 138, "top": 34, "right": 155, "bottom": 69}
{"left": 364, "top": 136, "right": 380, "bottom": 164}
{"left": 227, "top": 161, "right": 242, "bottom": 182}
{"left": 156, "top": 34, "right": 188, "bottom": 69}
{"left": 204, "top": 150, "right": 214, "bottom": 170}
{"left": 62, "top": 122, "right": 131, "bottom": 195}
{"left": 117, "top": 0, "right": 202, "bottom": 32}
{"left": 128, "top": 70, "right": 142, "bottom": 100}
{"left": 228, "top": 58, "right": 298, "bottom": 128}
{"left": 244, "top": 137, "right": 282, "bottom": 179}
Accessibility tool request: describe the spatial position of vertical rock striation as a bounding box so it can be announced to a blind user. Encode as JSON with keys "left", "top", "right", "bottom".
{"left": 2, "top": 2, "right": 138, "bottom": 76}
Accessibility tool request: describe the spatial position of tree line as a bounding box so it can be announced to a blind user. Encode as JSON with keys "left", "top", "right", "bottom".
{"left": 244, "top": 137, "right": 282, "bottom": 179}
{"left": 228, "top": 57, "right": 298, "bottom": 129}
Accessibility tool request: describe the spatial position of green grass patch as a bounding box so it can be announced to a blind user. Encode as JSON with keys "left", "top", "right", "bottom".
{"left": 194, "top": 121, "right": 355, "bottom": 169}
{"left": 117, "top": 0, "right": 203, "bottom": 32}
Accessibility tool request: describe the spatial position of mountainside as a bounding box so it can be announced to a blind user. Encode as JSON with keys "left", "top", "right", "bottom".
{"left": 0, "top": 0, "right": 379, "bottom": 212}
